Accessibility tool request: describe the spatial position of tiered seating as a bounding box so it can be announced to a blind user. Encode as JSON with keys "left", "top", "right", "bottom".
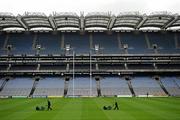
{"left": 0, "top": 65, "right": 7, "bottom": 70}
{"left": 67, "top": 77, "right": 97, "bottom": 96}
{"left": 0, "top": 34, "right": 6, "bottom": 55}
{"left": 33, "top": 77, "right": 64, "bottom": 96}
{"left": 175, "top": 77, "right": 180, "bottom": 87}
{"left": 131, "top": 77, "right": 166, "bottom": 96}
{"left": 0, "top": 78, "right": 33, "bottom": 96}
{"left": 64, "top": 33, "right": 90, "bottom": 54}
{"left": 93, "top": 33, "right": 120, "bottom": 54}
{"left": 177, "top": 33, "right": 180, "bottom": 49}
{"left": 101, "top": 77, "right": 131, "bottom": 96}
{"left": 0, "top": 79, "right": 4, "bottom": 87}
{"left": 37, "top": 33, "right": 62, "bottom": 55}
{"left": 0, "top": 32, "right": 179, "bottom": 55}
{"left": 120, "top": 32, "right": 151, "bottom": 54}
{"left": 6, "top": 33, "right": 35, "bottom": 55}
{"left": 161, "top": 77, "right": 180, "bottom": 96}
{"left": 147, "top": 32, "right": 180, "bottom": 53}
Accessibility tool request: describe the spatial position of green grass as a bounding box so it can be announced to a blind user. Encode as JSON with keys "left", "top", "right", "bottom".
{"left": 0, "top": 97, "right": 180, "bottom": 120}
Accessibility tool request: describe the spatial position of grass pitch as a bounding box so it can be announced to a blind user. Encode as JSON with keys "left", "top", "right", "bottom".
{"left": 0, "top": 97, "right": 180, "bottom": 120}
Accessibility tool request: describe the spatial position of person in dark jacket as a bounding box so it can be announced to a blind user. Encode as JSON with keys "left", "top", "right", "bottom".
{"left": 47, "top": 100, "right": 52, "bottom": 110}
{"left": 147, "top": 92, "right": 149, "bottom": 98}
{"left": 114, "top": 101, "right": 119, "bottom": 110}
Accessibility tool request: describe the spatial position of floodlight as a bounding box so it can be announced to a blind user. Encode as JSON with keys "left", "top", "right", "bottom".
{"left": 95, "top": 44, "right": 99, "bottom": 51}
{"left": 123, "top": 44, "right": 128, "bottom": 49}
{"left": 36, "top": 45, "right": 41, "bottom": 50}
{"left": 65, "top": 44, "right": 71, "bottom": 51}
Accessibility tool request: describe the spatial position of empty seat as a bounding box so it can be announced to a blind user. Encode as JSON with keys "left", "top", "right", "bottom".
{"left": 64, "top": 33, "right": 90, "bottom": 54}
{"left": 37, "top": 33, "right": 62, "bottom": 55}
{"left": 6, "top": 33, "right": 35, "bottom": 55}
{"left": 0, "top": 78, "right": 34, "bottom": 96}
{"left": 147, "top": 32, "right": 180, "bottom": 54}
{"left": 101, "top": 77, "right": 131, "bottom": 96}
{"left": 161, "top": 77, "right": 180, "bottom": 96}
{"left": 131, "top": 77, "right": 166, "bottom": 96}
{"left": 0, "top": 34, "right": 6, "bottom": 55}
{"left": 67, "top": 77, "right": 97, "bottom": 96}
{"left": 120, "top": 32, "right": 152, "bottom": 54}
{"left": 33, "top": 77, "right": 64, "bottom": 96}
{"left": 93, "top": 32, "right": 120, "bottom": 54}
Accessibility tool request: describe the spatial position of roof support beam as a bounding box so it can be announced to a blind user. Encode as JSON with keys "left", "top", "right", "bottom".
{"left": 136, "top": 17, "right": 147, "bottom": 29}
{"left": 17, "top": 15, "right": 28, "bottom": 30}
{"left": 80, "top": 12, "right": 85, "bottom": 31}
{"left": 162, "top": 16, "right": 179, "bottom": 29}
{"left": 108, "top": 16, "right": 116, "bottom": 30}
{"left": 49, "top": 16, "right": 56, "bottom": 30}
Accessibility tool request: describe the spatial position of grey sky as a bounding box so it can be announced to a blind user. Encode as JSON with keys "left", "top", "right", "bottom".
{"left": 0, "top": 0, "right": 180, "bottom": 15}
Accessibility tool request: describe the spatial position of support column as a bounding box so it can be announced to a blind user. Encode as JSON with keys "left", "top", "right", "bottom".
{"left": 95, "top": 77, "right": 101, "bottom": 97}
{"left": 117, "top": 32, "right": 123, "bottom": 49}
{"left": 29, "top": 77, "right": 40, "bottom": 97}
{"left": 0, "top": 77, "right": 9, "bottom": 92}
{"left": 174, "top": 33, "right": 179, "bottom": 49}
{"left": 61, "top": 33, "right": 65, "bottom": 49}
{"left": 155, "top": 76, "right": 170, "bottom": 96}
{"left": 125, "top": 76, "right": 135, "bottom": 97}
{"left": 64, "top": 77, "right": 70, "bottom": 97}
{"left": 89, "top": 33, "right": 93, "bottom": 49}
{"left": 144, "top": 33, "right": 151, "bottom": 49}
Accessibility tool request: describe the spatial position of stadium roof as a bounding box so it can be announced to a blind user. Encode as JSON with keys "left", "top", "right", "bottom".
{"left": 0, "top": 12, "right": 180, "bottom": 31}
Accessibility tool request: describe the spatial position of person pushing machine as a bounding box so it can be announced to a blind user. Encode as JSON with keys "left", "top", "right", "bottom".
{"left": 114, "top": 101, "right": 119, "bottom": 110}
{"left": 47, "top": 99, "right": 52, "bottom": 110}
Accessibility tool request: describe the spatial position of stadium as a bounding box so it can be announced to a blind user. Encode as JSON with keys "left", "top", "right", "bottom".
{"left": 0, "top": 11, "right": 180, "bottom": 120}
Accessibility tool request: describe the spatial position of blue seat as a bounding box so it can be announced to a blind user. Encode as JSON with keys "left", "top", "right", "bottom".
{"left": 93, "top": 32, "right": 120, "bottom": 54}
{"left": 6, "top": 33, "right": 35, "bottom": 55}
{"left": 64, "top": 33, "right": 90, "bottom": 54}
{"left": 38, "top": 33, "right": 62, "bottom": 55}
{"left": 120, "top": 32, "right": 152, "bottom": 54}
{"left": 0, "top": 34, "right": 6, "bottom": 55}
{"left": 147, "top": 32, "right": 180, "bottom": 54}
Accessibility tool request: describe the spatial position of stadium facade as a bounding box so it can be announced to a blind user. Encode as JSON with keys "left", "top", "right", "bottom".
{"left": 0, "top": 12, "right": 180, "bottom": 98}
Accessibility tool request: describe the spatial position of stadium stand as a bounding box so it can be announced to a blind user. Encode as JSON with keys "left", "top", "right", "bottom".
{"left": 100, "top": 77, "right": 132, "bottom": 96}
{"left": 92, "top": 32, "right": 120, "bottom": 54}
{"left": 147, "top": 32, "right": 180, "bottom": 53}
{"left": 64, "top": 33, "right": 90, "bottom": 54}
{"left": 161, "top": 77, "right": 180, "bottom": 96}
{"left": 0, "top": 33, "right": 6, "bottom": 55}
{"left": 37, "top": 33, "right": 62, "bottom": 55}
{"left": 0, "top": 78, "right": 33, "bottom": 96}
{"left": 67, "top": 77, "right": 97, "bottom": 96}
{"left": 0, "top": 12, "right": 180, "bottom": 97}
{"left": 0, "top": 65, "right": 7, "bottom": 70}
{"left": 131, "top": 77, "right": 166, "bottom": 96}
{"left": 6, "top": 33, "right": 35, "bottom": 55}
{"left": 120, "top": 32, "right": 153, "bottom": 54}
{"left": 33, "top": 77, "right": 64, "bottom": 96}
{"left": 175, "top": 77, "right": 180, "bottom": 87}
{"left": 0, "top": 79, "right": 4, "bottom": 87}
{"left": 0, "top": 32, "right": 179, "bottom": 55}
